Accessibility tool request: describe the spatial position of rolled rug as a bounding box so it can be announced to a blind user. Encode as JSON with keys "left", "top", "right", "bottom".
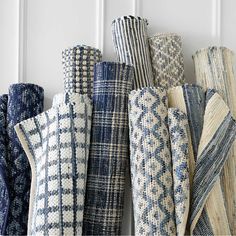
{"left": 168, "top": 108, "right": 190, "bottom": 236}
{"left": 62, "top": 45, "right": 102, "bottom": 98}
{"left": 193, "top": 46, "right": 236, "bottom": 235}
{"left": 168, "top": 84, "right": 205, "bottom": 184}
{"left": 83, "top": 62, "right": 133, "bottom": 235}
{"left": 190, "top": 90, "right": 236, "bottom": 235}
{"left": 15, "top": 94, "right": 92, "bottom": 235}
{"left": 168, "top": 84, "right": 235, "bottom": 235}
{"left": 112, "top": 16, "right": 154, "bottom": 89}
{"left": 129, "top": 87, "right": 176, "bottom": 236}
{"left": 149, "top": 33, "right": 185, "bottom": 89}
{"left": 0, "top": 94, "right": 9, "bottom": 235}
{"left": 6, "top": 83, "right": 44, "bottom": 235}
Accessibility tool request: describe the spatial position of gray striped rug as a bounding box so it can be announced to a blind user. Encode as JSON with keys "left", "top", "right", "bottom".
{"left": 112, "top": 16, "right": 154, "bottom": 89}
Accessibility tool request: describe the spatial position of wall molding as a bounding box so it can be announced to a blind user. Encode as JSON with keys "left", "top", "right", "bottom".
{"left": 18, "top": 0, "right": 27, "bottom": 83}
{"left": 212, "top": 0, "right": 222, "bottom": 45}
{"left": 132, "top": 0, "right": 140, "bottom": 16}
{"left": 96, "top": 0, "right": 105, "bottom": 54}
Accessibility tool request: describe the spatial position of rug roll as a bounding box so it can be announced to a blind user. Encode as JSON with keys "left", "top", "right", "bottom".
{"left": 149, "top": 33, "right": 185, "bottom": 89}
{"left": 15, "top": 94, "right": 92, "bottom": 235}
{"left": 168, "top": 84, "right": 205, "bottom": 185}
{"left": 0, "top": 94, "right": 9, "bottom": 235}
{"left": 129, "top": 87, "right": 176, "bottom": 236}
{"left": 62, "top": 45, "right": 102, "bottom": 98}
{"left": 168, "top": 108, "right": 190, "bottom": 236}
{"left": 190, "top": 90, "right": 236, "bottom": 235}
{"left": 112, "top": 16, "right": 154, "bottom": 89}
{"left": 83, "top": 62, "right": 133, "bottom": 235}
{"left": 193, "top": 47, "right": 236, "bottom": 235}
{"left": 168, "top": 84, "right": 235, "bottom": 235}
{"left": 6, "top": 83, "right": 44, "bottom": 235}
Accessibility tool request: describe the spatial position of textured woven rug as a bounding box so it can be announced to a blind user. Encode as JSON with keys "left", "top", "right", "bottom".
{"left": 15, "top": 94, "right": 92, "bottom": 235}
{"left": 0, "top": 94, "right": 9, "bottom": 235}
{"left": 112, "top": 16, "right": 154, "bottom": 89}
{"left": 82, "top": 62, "right": 133, "bottom": 235}
{"left": 15, "top": 44, "right": 99, "bottom": 235}
{"left": 168, "top": 108, "right": 190, "bottom": 236}
{"left": 0, "top": 84, "right": 44, "bottom": 235}
{"left": 168, "top": 84, "right": 236, "bottom": 235}
{"left": 62, "top": 45, "right": 102, "bottom": 98}
{"left": 193, "top": 46, "right": 236, "bottom": 235}
{"left": 129, "top": 87, "right": 176, "bottom": 236}
{"left": 149, "top": 33, "right": 185, "bottom": 89}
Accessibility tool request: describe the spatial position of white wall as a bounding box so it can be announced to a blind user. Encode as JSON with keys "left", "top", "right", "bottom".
{"left": 0, "top": 0, "right": 19, "bottom": 94}
{"left": 1, "top": 0, "right": 236, "bottom": 235}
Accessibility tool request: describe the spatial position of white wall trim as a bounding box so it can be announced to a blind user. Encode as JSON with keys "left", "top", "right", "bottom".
{"left": 96, "top": 0, "right": 104, "bottom": 53}
{"left": 18, "top": 0, "right": 27, "bottom": 83}
{"left": 132, "top": 0, "right": 140, "bottom": 16}
{"left": 212, "top": 0, "right": 222, "bottom": 45}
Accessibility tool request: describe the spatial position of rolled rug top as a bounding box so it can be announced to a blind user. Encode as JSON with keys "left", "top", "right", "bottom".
{"left": 149, "top": 33, "right": 185, "bottom": 89}
{"left": 62, "top": 45, "right": 102, "bottom": 98}
{"left": 112, "top": 16, "right": 154, "bottom": 89}
{"left": 83, "top": 62, "right": 133, "bottom": 235}
{"left": 6, "top": 83, "right": 44, "bottom": 235}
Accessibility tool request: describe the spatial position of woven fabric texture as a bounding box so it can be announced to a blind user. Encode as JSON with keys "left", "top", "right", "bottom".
{"left": 193, "top": 47, "right": 236, "bottom": 235}
{"left": 168, "top": 84, "right": 236, "bottom": 235}
{"left": 129, "top": 87, "right": 176, "bottom": 236}
{"left": 168, "top": 108, "right": 190, "bottom": 236}
{"left": 112, "top": 16, "right": 154, "bottom": 89}
{"left": 62, "top": 45, "right": 102, "bottom": 98}
{"left": 4, "top": 83, "right": 44, "bottom": 235}
{"left": 149, "top": 33, "right": 185, "bottom": 89}
{"left": 15, "top": 94, "right": 92, "bottom": 236}
{"left": 83, "top": 62, "right": 133, "bottom": 235}
{"left": 0, "top": 95, "right": 9, "bottom": 235}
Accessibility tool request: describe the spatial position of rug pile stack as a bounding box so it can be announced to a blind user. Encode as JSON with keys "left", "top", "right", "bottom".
{"left": 0, "top": 15, "right": 235, "bottom": 236}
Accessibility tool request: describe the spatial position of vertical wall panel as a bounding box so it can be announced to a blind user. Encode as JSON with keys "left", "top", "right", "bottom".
{"left": 0, "top": 0, "right": 19, "bottom": 94}
{"left": 25, "top": 0, "right": 97, "bottom": 108}
{"left": 222, "top": 0, "right": 236, "bottom": 52}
